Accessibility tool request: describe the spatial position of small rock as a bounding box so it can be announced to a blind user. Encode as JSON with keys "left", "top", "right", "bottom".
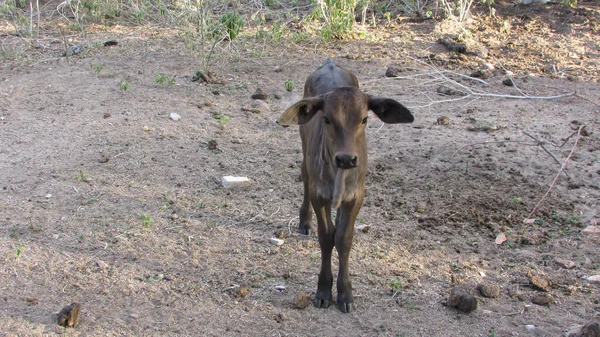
{"left": 356, "top": 224, "right": 371, "bottom": 233}
{"left": 57, "top": 302, "right": 81, "bottom": 328}
{"left": 234, "top": 287, "right": 249, "bottom": 298}
{"left": 529, "top": 274, "right": 551, "bottom": 291}
{"left": 251, "top": 88, "right": 268, "bottom": 100}
{"left": 103, "top": 40, "right": 118, "bottom": 47}
{"left": 97, "top": 260, "right": 108, "bottom": 270}
{"left": 274, "top": 313, "right": 285, "bottom": 323}
{"left": 582, "top": 225, "right": 600, "bottom": 237}
{"left": 142, "top": 126, "right": 151, "bottom": 132}
{"left": 437, "top": 85, "right": 466, "bottom": 96}
{"left": 274, "top": 66, "right": 282, "bottom": 73}
{"left": 274, "top": 230, "right": 286, "bottom": 239}
{"left": 208, "top": 139, "right": 218, "bottom": 150}
{"left": 586, "top": 275, "right": 600, "bottom": 283}
{"left": 63, "top": 44, "right": 85, "bottom": 57}
{"left": 502, "top": 78, "right": 514, "bottom": 86}
{"left": 437, "top": 116, "right": 450, "bottom": 125}
{"left": 555, "top": 257, "right": 576, "bottom": 269}
{"left": 128, "top": 313, "right": 139, "bottom": 319}
{"left": 531, "top": 293, "right": 554, "bottom": 306}
{"left": 566, "top": 322, "right": 600, "bottom": 337}
{"left": 275, "top": 285, "right": 286, "bottom": 292}
{"left": 293, "top": 292, "right": 312, "bottom": 309}
{"left": 222, "top": 176, "right": 251, "bottom": 188}
{"left": 171, "top": 213, "right": 179, "bottom": 220}
{"left": 444, "top": 286, "right": 477, "bottom": 313}
{"left": 170, "top": 113, "right": 181, "bottom": 121}
{"left": 103, "top": 112, "right": 111, "bottom": 119}
{"left": 525, "top": 324, "right": 536, "bottom": 331}
{"left": 477, "top": 283, "right": 500, "bottom": 298}
{"left": 45, "top": 194, "right": 52, "bottom": 199}
{"left": 416, "top": 202, "right": 426, "bottom": 214}
{"left": 269, "top": 238, "right": 284, "bottom": 246}
{"left": 385, "top": 66, "right": 406, "bottom": 77}
{"left": 24, "top": 297, "right": 39, "bottom": 305}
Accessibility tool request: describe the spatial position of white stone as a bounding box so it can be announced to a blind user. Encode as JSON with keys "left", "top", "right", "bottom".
{"left": 269, "top": 238, "right": 284, "bottom": 246}
{"left": 222, "top": 176, "right": 251, "bottom": 188}
{"left": 170, "top": 113, "right": 181, "bottom": 121}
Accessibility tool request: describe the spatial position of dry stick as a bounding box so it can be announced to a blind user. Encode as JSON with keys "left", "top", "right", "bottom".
{"left": 522, "top": 131, "right": 569, "bottom": 178}
{"left": 527, "top": 125, "right": 585, "bottom": 219}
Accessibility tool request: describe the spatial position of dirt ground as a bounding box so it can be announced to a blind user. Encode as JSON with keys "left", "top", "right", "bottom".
{"left": 1, "top": 1, "right": 600, "bottom": 336}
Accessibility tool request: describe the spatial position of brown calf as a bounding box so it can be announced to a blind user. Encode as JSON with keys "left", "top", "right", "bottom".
{"left": 280, "top": 59, "right": 414, "bottom": 313}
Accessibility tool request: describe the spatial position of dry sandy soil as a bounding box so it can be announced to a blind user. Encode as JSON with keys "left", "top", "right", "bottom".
{"left": 1, "top": 1, "right": 600, "bottom": 336}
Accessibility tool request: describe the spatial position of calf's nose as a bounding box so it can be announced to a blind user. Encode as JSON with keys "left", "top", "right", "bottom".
{"left": 335, "top": 155, "right": 358, "bottom": 169}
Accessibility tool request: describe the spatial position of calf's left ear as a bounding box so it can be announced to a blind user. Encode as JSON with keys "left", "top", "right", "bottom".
{"left": 368, "top": 96, "right": 414, "bottom": 124}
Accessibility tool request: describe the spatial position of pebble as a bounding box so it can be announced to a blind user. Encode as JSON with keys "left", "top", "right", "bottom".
{"left": 128, "top": 313, "right": 139, "bottom": 319}
{"left": 169, "top": 113, "right": 181, "bottom": 121}
{"left": 531, "top": 293, "right": 553, "bottom": 305}
{"left": 585, "top": 275, "right": 600, "bottom": 283}
{"left": 251, "top": 88, "right": 268, "bottom": 100}
{"left": 555, "top": 257, "right": 576, "bottom": 269}
{"left": 269, "top": 238, "right": 284, "bottom": 246}
{"left": 529, "top": 274, "right": 551, "bottom": 291}
{"left": 57, "top": 302, "right": 81, "bottom": 328}
{"left": 582, "top": 225, "right": 600, "bottom": 237}
{"left": 356, "top": 224, "right": 371, "bottom": 233}
{"left": 97, "top": 260, "right": 108, "bottom": 270}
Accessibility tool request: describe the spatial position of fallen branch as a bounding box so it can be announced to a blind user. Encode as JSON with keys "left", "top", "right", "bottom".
{"left": 522, "top": 131, "right": 569, "bottom": 178}
{"left": 527, "top": 125, "right": 585, "bottom": 218}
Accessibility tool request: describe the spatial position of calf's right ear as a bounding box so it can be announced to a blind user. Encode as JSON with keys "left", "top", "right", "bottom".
{"left": 279, "top": 97, "right": 324, "bottom": 126}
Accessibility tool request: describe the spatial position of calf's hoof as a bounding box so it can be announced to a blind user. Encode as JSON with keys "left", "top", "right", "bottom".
{"left": 313, "top": 290, "right": 332, "bottom": 309}
{"left": 337, "top": 295, "right": 354, "bottom": 313}
{"left": 298, "top": 223, "right": 312, "bottom": 236}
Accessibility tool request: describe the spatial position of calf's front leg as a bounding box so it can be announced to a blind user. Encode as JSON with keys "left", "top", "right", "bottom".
{"left": 335, "top": 194, "right": 363, "bottom": 313}
{"left": 312, "top": 199, "right": 334, "bottom": 308}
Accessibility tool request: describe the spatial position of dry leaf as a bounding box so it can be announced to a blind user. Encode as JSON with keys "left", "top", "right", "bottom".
{"left": 523, "top": 219, "right": 536, "bottom": 224}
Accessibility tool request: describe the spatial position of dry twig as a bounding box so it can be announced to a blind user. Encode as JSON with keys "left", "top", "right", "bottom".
{"left": 527, "top": 125, "right": 585, "bottom": 218}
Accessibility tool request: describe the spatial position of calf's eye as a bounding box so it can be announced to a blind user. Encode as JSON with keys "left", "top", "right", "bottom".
{"left": 361, "top": 117, "right": 368, "bottom": 124}
{"left": 323, "top": 116, "right": 331, "bottom": 124}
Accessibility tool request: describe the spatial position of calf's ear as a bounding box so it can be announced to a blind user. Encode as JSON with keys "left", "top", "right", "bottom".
{"left": 279, "top": 97, "right": 324, "bottom": 126}
{"left": 368, "top": 96, "right": 414, "bottom": 124}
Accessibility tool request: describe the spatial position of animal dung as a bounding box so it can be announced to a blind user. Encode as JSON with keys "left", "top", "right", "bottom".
{"left": 444, "top": 287, "right": 478, "bottom": 313}
{"left": 57, "top": 302, "right": 81, "bottom": 328}
{"left": 221, "top": 176, "right": 251, "bottom": 188}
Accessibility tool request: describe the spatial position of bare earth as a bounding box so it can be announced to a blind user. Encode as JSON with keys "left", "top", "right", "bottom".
{"left": 1, "top": 2, "right": 599, "bottom": 336}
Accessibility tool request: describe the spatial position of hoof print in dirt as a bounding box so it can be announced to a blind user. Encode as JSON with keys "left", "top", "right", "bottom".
{"left": 293, "top": 292, "right": 312, "bottom": 310}
{"left": 438, "top": 38, "right": 467, "bottom": 54}
{"left": 566, "top": 322, "right": 600, "bottom": 337}
{"left": 477, "top": 283, "right": 500, "bottom": 298}
{"left": 444, "top": 287, "right": 477, "bottom": 313}
{"left": 57, "top": 302, "right": 81, "bottom": 328}
{"left": 251, "top": 88, "right": 268, "bottom": 100}
{"left": 437, "top": 85, "right": 466, "bottom": 97}
{"left": 385, "top": 66, "right": 406, "bottom": 78}
{"left": 531, "top": 293, "right": 554, "bottom": 306}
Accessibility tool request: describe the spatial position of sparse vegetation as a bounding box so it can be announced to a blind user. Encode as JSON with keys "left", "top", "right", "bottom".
{"left": 75, "top": 170, "right": 90, "bottom": 182}
{"left": 285, "top": 78, "right": 294, "bottom": 91}
{"left": 140, "top": 215, "right": 154, "bottom": 228}
{"left": 154, "top": 74, "right": 176, "bottom": 86}
{"left": 119, "top": 81, "right": 131, "bottom": 91}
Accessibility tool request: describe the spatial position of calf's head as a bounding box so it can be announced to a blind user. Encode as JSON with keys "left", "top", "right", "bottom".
{"left": 280, "top": 87, "right": 414, "bottom": 168}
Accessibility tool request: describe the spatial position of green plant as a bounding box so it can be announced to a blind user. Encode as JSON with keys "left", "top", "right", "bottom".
{"left": 15, "top": 246, "right": 25, "bottom": 260}
{"left": 154, "top": 74, "right": 176, "bottom": 86}
{"left": 140, "top": 215, "right": 154, "bottom": 228}
{"left": 510, "top": 196, "right": 522, "bottom": 204}
{"left": 75, "top": 170, "right": 90, "bottom": 182}
{"left": 213, "top": 113, "right": 229, "bottom": 125}
{"left": 120, "top": 81, "right": 131, "bottom": 91}
{"left": 389, "top": 279, "right": 404, "bottom": 293}
{"left": 285, "top": 78, "right": 294, "bottom": 91}
{"left": 219, "top": 12, "right": 244, "bottom": 40}
{"left": 311, "top": 0, "right": 359, "bottom": 39}
{"left": 559, "top": 0, "right": 577, "bottom": 6}
{"left": 90, "top": 63, "right": 104, "bottom": 73}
